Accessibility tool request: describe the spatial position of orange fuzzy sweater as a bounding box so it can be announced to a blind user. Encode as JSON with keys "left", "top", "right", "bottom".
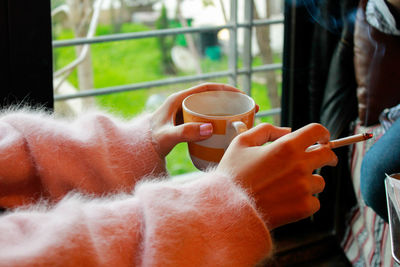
{"left": 0, "top": 110, "right": 271, "bottom": 266}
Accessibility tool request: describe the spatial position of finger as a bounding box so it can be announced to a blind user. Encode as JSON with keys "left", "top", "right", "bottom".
{"left": 306, "top": 145, "right": 338, "bottom": 169}
{"left": 310, "top": 174, "right": 325, "bottom": 194}
{"left": 173, "top": 83, "right": 242, "bottom": 104}
{"left": 195, "top": 83, "right": 242, "bottom": 93}
{"left": 170, "top": 122, "right": 214, "bottom": 143}
{"left": 260, "top": 174, "right": 325, "bottom": 199}
{"left": 301, "top": 196, "right": 321, "bottom": 218}
{"left": 264, "top": 196, "right": 320, "bottom": 230}
{"left": 286, "top": 196, "right": 321, "bottom": 224}
{"left": 288, "top": 123, "right": 331, "bottom": 150}
{"left": 237, "top": 123, "right": 291, "bottom": 147}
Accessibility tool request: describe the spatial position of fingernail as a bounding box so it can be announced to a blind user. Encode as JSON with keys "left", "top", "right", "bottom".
{"left": 200, "top": 123, "right": 213, "bottom": 136}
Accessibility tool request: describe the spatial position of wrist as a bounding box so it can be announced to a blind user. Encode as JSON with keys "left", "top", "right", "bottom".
{"left": 149, "top": 116, "right": 166, "bottom": 160}
{"left": 133, "top": 113, "right": 167, "bottom": 174}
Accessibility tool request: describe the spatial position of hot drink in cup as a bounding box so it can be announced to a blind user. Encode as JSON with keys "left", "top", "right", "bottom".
{"left": 182, "top": 91, "right": 255, "bottom": 170}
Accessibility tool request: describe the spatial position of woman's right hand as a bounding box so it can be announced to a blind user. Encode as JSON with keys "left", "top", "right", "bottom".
{"left": 217, "top": 123, "right": 338, "bottom": 230}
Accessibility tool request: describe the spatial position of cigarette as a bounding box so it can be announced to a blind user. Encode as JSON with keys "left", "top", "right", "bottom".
{"left": 307, "top": 133, "right": 373, "bottom": 151}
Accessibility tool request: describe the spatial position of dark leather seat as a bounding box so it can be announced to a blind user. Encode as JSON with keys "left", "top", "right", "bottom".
{"left": 354, "top": 0, "right": 400, "bottom": 126}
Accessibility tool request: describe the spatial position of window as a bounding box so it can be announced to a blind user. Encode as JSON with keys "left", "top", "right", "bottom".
{"left": 51, "top": 0, "right": 285, "bottom": 175}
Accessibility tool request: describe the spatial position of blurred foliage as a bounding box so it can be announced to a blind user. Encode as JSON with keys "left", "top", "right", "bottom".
{"left": 155, "top": 4, "right": 176, "bottom": 75}
{"left": 51, "top": 0, "right": 66, "bottom": 9}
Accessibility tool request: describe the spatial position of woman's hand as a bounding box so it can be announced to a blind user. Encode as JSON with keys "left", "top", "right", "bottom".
{"left": 150, "top": 83, "right": 251, "bottom": 159}
{"left": 217, "top": 123, "right": 338, "bottom": 230}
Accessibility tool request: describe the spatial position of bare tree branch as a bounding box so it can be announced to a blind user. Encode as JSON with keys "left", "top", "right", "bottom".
{"left": 53, "top": 0, "right": 103, "bottom": 78}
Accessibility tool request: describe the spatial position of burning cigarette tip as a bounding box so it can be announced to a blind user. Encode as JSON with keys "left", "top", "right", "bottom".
{"left": 363, "top": 133, "right": 373, "bottom": 139}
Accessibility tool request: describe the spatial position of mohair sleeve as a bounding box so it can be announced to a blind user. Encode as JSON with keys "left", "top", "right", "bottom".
{"left": 0, "top": 171, "right": 272, "bottom": 267}
{"left": 0, "top": 110, "right": 166, "bottom": 208}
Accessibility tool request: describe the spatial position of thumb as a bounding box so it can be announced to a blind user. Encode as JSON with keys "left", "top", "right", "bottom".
{"left": 170, "top": 122, "right": 213, "bottom": 144}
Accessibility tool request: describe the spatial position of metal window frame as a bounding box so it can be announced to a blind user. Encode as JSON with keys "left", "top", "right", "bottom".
{"left": 52, "top": 0, "right": 283, "bottom": 118}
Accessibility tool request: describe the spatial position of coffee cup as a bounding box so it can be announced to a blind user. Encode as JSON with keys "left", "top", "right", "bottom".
{"left": 182, "top": 91, "right": 255, "bottom": 170}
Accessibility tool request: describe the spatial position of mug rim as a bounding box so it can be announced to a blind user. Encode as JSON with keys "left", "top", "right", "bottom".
{"left": 182, "top": 91, "right": 256, "bottom": 120}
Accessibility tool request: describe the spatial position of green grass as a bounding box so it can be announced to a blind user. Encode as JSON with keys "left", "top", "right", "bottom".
{"left": 53, "top": 22, "right": 282, "bottom": 175}
{"left": 54, "top": 24, "right": 163, "bottom": 118}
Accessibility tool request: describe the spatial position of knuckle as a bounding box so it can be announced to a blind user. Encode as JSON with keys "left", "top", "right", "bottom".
{"left": 318, "top": 124, "right": 330, "bottom": 138}
{"left": 234, "top": 130, "right": 254, "bottom": 147}
{"left": 168, "top": 92, "right": 179, "bottom": 100}
{"left": 259, "top": 122, "right": 273, "bottom": 129}
{"left": 293, "top": 162, "right": 309, "bottom": 175}
{"left": 165, "top": 94, "right": 179, "bottom": 107}
{"left": 234, "top": 133, "right": 247, "bottom": 145}
{"left": 180, "top": 125, "right": 193, "bottom": 139}
{"left": 308, "top": 122, "right": 325, "bottom": 131}
{"left": 308, "top": 123, "right": 329, "bottom": 136}
{"left": 197, "top": 82, "right": 212, "bottom": 90}
{"left": 260, "top": 123, "right": 275, "bottom": 133}
{"left": 308, "top": 122, "right": 321, "bottom": 128}
{"left": 281, "top": 140, "right": 297, "bottom": 154}
{"left": 297, "top": 178, "right": 312, "bottom": 193}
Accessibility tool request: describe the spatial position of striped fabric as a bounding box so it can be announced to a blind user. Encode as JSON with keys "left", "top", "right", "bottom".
{"left": 341, "top": 121, "right": 399, "bottom": 266}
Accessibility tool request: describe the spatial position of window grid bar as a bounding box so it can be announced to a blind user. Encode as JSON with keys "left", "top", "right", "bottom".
{"left": 249, "top": 63, "right": 282, "bottom": 73}
{"left": 55, "top": 70, "right": 231, "bottom": 101}
{"left": 242, "top": 0, "right": 254, "bottom": 96}
{"left": 256, "top": 108, "right": 281, "bottom": 118}
{"left": 228, "top": 0, "right": 238, "bottom": 86}
{"left": 52, "top": 19, "right": 284, "bottom": 48}
{"left": 54, "top": 63, "right": 282, "bottom": 101}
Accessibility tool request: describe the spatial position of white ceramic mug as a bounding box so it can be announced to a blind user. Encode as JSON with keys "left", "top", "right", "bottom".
{"left": 182, "top": 91, "right": 256, "bottom": 170}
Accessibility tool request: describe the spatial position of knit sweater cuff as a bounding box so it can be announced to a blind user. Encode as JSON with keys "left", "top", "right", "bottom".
{"left": 135, "top": 170, "right": 272, "bottom": 266}
{"left": 125, "top": 113, "right": 167, "bottom": 177}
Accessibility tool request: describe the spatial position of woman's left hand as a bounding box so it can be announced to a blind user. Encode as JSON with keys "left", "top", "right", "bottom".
{"left": 150, "top": 83, "right": 256, "bottom": 159}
